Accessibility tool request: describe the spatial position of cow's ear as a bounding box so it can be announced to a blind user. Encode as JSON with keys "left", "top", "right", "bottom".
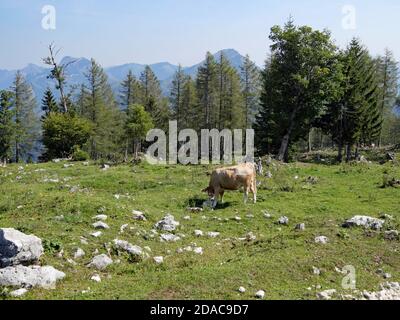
{"left": 201, "top": 187, "right": 208, "bottom": 193}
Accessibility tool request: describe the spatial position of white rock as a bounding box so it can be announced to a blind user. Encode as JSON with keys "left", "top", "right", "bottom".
{"left": 154, "top": 214, "right": 180, "bottom": 232}
{"left": 278, "top": 216, "right": 289, "bottom": 225}
{"left": 207, "top": 232, "right": 220, "bottom": 238}
{"left": 0, "top": 265, "right": 65, "bottom": 289}
{"left": 90, "top": 231, "right": 102, "bottom": 238}
{"left": 343, "top": 216, "right": 384, "bottom": 230}
{"left": 119, "top": 224, "right": 129, "bottom": 234}
{"left": 0, "top": 228, "right": 44, "bottom": 267}
{"left": 10, "top": 288, "right": 28, "bottom": 297}
{"left": 187, "top": 207, "right": 203, "bottom": 213}
{"left": 74, "top": 248, "right": 85, "bottom": 259}
{"left": 194, "top": 230, "right": 204, "bottom": 237}
{"left": 132, "top": 210, "right": 146, "bottom": 221}
{"left": 255, "top": 290, "right": 265, "bottom": 299}
{"left": 90, "top": 274, "right": 101, "bottom": 283}
{"left": 193, "top": 247, "right": 203, "bottom": 255}
{"left": 245, "top": 232, "right": 256, "bottom": 241}
{"left": 183, "top": 216, "right": 191, "bottom": 220}
{"left": 234, "top": 216, "right": 242, "bottom": 221}
{"left": 113, "top": 239, "right": 143, "bottom": 258}
{"left": 101, "top": 164, "right": 110, "bottom": 171}
{"left": 295, "top": 223, "right": 305, "bottom": 231}
{"left": 315, "top": 236, "right": 329, "bottom": 244}
{"left": 87, "top": 254, "right": 113, "bottom": 270}
{"left": 82, "top": 161, "right": 89, "bottom": 166}
{"left": 92, "top": 221, "right": 110, "bottom": 230}
{"left": 153, "top": 256, "right": 164, "bottom": 264}
{"left": 114, "top": 194, "right": 120, "bottom": 200}
{"left": 160, "top": 233, "right": 181, "bottom": 242}
{"left": 93, "top": 214, "right": 108, "bottom": 221}
{"left": 238, "top": 286, "right": 246, "bottom": 293}
{"left": 317, "top": 289, "right": 336, "bottom": 300}
{"left": 80, "top": 237, "right": 89, "bottom": 245}
{"left": 312, "top": 266, "right": 321, "bottom": 275}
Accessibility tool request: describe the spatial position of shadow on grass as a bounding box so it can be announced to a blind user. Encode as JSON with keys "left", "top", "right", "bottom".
{"left": 186, "top": 197, "right": 233, "bottom": 210}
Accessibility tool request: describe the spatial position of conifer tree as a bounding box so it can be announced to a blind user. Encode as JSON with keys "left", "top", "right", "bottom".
{"left": 170, "top": 65, "right": 186, "bottom": 130}
{"left": 120, "top": 70, "right": 142, "bottom": 110}
{"left": 241, "top": 54, "right": 261, "bottom": 128}
{"left": 0, "top": 90, "right": 14, "bottom": 164}
{"left": 82, "top": 59, "right": 124, "bottom": 159}
{"left": 196, "top": 52, "right": 218, "bottom": 129}
{"left": 10, "top": 71, "right": 40, "bottom": 163}
{"left": 41, "top": 88, "right": 59, "bottom": 118}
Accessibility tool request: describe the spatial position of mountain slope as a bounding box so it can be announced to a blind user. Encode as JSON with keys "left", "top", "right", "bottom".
{"left": 0, "top": 49, "right": 247, "bottom": 100}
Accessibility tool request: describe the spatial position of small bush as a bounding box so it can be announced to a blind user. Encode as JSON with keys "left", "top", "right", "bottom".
{"left": 71, "top": 146, "right": 89, "bottom": 161}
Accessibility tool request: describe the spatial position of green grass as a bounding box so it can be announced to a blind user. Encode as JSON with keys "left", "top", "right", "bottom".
{"left": 0, "top": 159, "right": 399, "bottom": 300}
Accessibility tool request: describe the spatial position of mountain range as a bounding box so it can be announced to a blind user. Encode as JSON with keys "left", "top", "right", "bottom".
{"left": 0, "top": 49, "right": 247, "bottom": 104}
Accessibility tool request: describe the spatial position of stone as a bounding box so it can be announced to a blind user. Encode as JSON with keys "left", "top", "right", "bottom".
{"left": 119, "top": 224, "right": 128, "bottom": 234}
{"left": 87, "top": 254, "right": 113, "bottom": 270}
{"left": 153, "top": 256, "right": 164, "bottom": 264}
{"left": 132, "top": 210, "right": 146, "bottom": 221}
{"left": 193, "top": 247, "right": 203, "bottom": 255}
{"left": 90, "top": 274, "right": 101, "bottom": 283}
{"left": 342, "top": 215, "right": 384, "bottom": 230}
{"left": 154, "top": 214, "right": 180, "bottom": 232}
{"left": 255, "top": 290, "right": 265, "bottom": 299}
{"left": 160, "top": 233, "right": 181, "bottom": 242}
{"left": 203, "top": 199, "right": 217, "bottom": 209}
{"left": 207, "top": 232, "right": 220, "bottom": 238}
{"left": 317, "top": 289, "right": 336, "bottom": 300}
{"left": 295, "top": 223, "right": 305, "bottom": 231}
{"left": 245, "top": 232, "right": 256, "bottom": 241}
{"left": 238, "top": 286, "right": 246, "bottom": 293}
{"left": 74, "top": 248, "right": 85, "bottom": 259}
{"left": 92, "top": 221, "right": 110, "bottom": 230}
{"left": 0, "top": 265, "right": 65, "bottom": 289}
{"left": 0, "top": 228, "right": 44, "bottom": 267}
{"left": 194, "top": 230, "right": 204, "bottom": 237}
{"left": 10, "top": 288, "right": 28, "bottom": 297}
{"left": 113, "top": 239, "right": 143, "bottom": 258}
{"left": 315, "top": 236, "right": 329, "bottom": 244}
{"left": 90, "top": 231, "right": 102, "bottom": 238}
{"left": 312, "top": 266, "right": 321, "bottom": 275}
{"left": 384, "top": 230, "right": 399, "bottom": 241}
{"left": 278, "top": 216, "right": 289, "bottom": 225}
{"left": 183, "top": 216, "right": 191, "bottom": 220}
{"left": 101, "top": 164, "right": 110, "bottom": 171}
{"left": 93, "top": 214, "right": 108, "bottom": 221}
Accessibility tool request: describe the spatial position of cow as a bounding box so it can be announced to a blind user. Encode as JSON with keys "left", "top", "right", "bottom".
{"left": 202, "top": 162, "right": 257, "bottom": 207}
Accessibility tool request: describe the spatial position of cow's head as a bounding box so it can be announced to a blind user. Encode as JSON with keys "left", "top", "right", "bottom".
{"left": 202, "top": 186, "right": 215, "bottom": 198}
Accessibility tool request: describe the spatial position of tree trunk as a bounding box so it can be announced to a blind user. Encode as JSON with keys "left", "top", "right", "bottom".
{"left": 337, "top": 140, "right": 343, "bottom": 162}
{"left": 308, "top": 130, "right": 312, "bottom": 153}
{"left": 346, "top": 144, "right": 352, "bottom": 162}
{"left": 277, "top": 108, "right": 298, "bottom": 162}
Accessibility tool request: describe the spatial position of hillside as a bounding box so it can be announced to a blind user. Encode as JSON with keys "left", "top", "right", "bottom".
{"left": 0, "top": 159, "right": 399, "bottom": 300}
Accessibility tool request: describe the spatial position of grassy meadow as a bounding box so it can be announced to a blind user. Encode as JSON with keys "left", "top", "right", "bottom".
{"left": 0, "top": 157, "right": 399, "bottom": 300}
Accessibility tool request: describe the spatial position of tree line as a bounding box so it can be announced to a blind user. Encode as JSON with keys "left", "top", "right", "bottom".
{"left": 1, "top": 20, "right": 399, "bottom": 164}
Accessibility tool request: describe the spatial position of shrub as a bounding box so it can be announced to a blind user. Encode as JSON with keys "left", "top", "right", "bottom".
{"left": 71, "top": 146, "right": 89, "bottom": 161}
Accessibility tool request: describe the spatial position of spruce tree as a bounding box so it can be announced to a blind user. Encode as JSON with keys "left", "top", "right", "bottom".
{"left": 241, "top": 54, "right": 261, "bottom": 128}
{"left": 376, "top": 49, "right": 399, "bottom": 145}
{"left": 139, "top": 65, "right": 168, "bottom": 129}
{"left": 181, "top": 77, "right": 199, "bottom": 130}
{"left": 196, "top": 52, "right": 218, "bottom": 129}
{"left": 82, "top": 59, "right": 124, "bottom": 159}
{"left": 0, "top": 90, "right": 14, "bottom": 164}
{"left": 120, "top": 70, "right": 142, "bottom": 110}
{"left": 170, "top": 65, "right": 186, "bottom": 130}
{"left": 41, "top": 88, "right": 59, "bottom": 118}
{"left": 10, "top": 71, "right": 40, "bottom": 163}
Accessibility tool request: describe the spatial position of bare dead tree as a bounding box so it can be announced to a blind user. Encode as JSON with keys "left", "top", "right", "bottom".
{"left": 42, "top": 43, "right": 76, "bottom": 113}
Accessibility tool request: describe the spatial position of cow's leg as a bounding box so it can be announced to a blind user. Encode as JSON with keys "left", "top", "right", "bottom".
{"left": 251, "top": 179, "right": 257, "bottom": 203}
{"left": 211, "top": 186, "right": 221, "bottom": 208}
{"left": 220, "top": 190, "right": 225, "bottom": 204}
{"left": 243, "top": 186, "right": 249, "bottom": 204}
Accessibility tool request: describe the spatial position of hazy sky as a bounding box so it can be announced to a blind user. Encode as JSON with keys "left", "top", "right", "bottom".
{"left": 1, "top": 0, "right": 399, "bottom": 69}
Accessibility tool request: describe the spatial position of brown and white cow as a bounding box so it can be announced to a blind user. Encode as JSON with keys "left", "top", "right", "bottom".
{"left": 202, "top": 162, "right": 257, "bottom": 206}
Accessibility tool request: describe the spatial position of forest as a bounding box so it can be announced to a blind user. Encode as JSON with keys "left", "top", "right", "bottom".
{"left": 0, "top": 19, "right": 399, "bottom": 164}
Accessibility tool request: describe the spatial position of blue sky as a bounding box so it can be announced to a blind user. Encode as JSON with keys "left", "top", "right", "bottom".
{"left": 1, "top": 0, "right": 399, "bottom": 69}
